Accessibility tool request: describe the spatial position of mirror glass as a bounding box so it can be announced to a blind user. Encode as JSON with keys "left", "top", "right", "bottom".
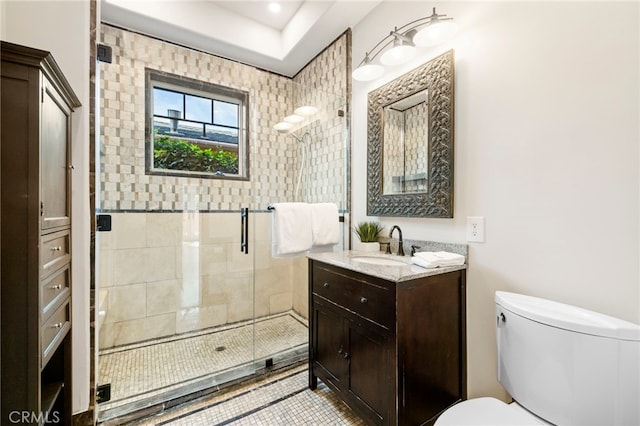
{"left": 367, "top": 49, "right": 454, "bottom": 217}
{"left": 382, "top": 90, "right": 428, "bottom": 194}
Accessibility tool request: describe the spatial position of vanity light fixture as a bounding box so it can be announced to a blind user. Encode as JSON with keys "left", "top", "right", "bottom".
{"left": 379, "top": 30, "right": 417, "bottom": 66}
{"left": 294, "top": 105, "right": 318, "bottom": 116}
{"left": 284, "top": 114, "right": 304, "bottom": 124}
{"left": 353, "top": 7, "right": 457, "bottom": 81}
{"left": 274, "top": 105, "right": 318, "bottom": 134}
{"left": 273, "top": 121, "right": 294, "bottom": 133}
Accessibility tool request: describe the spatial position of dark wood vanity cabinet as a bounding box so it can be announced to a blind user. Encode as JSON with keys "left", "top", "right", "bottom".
{"left": 1, "top": 42, "right": 80, "bottom": 426}
{"left": 309, "top": 260, "right": 467, "bottom": 426}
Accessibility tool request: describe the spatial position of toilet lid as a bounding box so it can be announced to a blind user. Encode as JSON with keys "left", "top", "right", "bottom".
{"left": 435, "top": 397, "right": 547, "bottom": 426}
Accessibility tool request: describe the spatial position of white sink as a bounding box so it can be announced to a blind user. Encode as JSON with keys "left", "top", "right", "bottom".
{"left": 351, "top": 256, "right": 407, "bottom": 266}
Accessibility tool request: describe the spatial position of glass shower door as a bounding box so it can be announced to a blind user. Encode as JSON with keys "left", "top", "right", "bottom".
{"left": 95, "top": 49, "right": 347, "bottom": 422}
{"left": 95, "top": 71, "right": 259, "bottom": 420}
{"left": 95, "top": 195, "right": 258, "bottom": 421}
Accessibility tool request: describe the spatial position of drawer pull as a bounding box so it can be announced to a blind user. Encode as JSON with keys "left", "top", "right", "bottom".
{"left": 49, "top": 284, "right": 62, "bottom": 290}
{"left": 342, "top": 352, "right": 350, "bottom": 360}
{"left": 323, "top": 282, "right": 329, "bottom": 288}
{"left": 360, "top": 296, "right": 368, "bottom": 304}
{"left": 51, "top": 322, "right": 64, "bottom": 329}
{"left": 50, "top": 246, "right": 62, "bottom": 252}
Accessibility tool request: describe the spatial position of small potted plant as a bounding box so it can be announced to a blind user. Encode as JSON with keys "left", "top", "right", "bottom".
{"left": 353, "top": 221, "right": 384, "bottom": 252}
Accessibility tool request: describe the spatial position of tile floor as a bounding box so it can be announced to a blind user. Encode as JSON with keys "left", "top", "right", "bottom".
{"left": 99, "top": 312, "right": 308, "bottom": 421}
{"left": 127, "top": 364, "right": 365, "bottom": 425}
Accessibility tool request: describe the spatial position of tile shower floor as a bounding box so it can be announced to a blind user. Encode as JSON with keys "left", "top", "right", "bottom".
{"left": 99, "top": 312, "right": 309, "bottom": 420}
{"left": 127, "top": 364, "right": 365, "bottom": 425}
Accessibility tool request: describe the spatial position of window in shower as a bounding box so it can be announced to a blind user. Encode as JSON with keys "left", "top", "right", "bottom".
{"left": 145, "top": 69, "right": 250, "bottom": 179}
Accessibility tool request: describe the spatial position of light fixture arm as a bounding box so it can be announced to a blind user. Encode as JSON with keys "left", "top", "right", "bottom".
{"left": 395, "top": 8, "right": 453, "bottom": 33}
{"left": 357, "top": 35, "right": 395, "bottom": 68}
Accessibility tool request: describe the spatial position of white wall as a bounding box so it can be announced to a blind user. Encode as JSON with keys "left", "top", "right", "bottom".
{"left": 2, "top": 0, "right": 91, "bottom": 414}
{"left": 352, "top": 1, "right": 639, "bottom": 399}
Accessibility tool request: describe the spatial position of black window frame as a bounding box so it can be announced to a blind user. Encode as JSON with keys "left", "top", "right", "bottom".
{"left": 145, "top": 69, "right": 250, "bottom": 180}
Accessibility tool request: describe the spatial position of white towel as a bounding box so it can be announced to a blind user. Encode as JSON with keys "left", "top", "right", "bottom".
{"left": 271, "top": 202, "right": 313, "bottom": 256}
{"left": 311, "top": 203, "right": 339, "bottom": 247}
{"left": 412, "top": 251, "right": 465, "bottom": 269}
{"left": 411, "top": 255, "right": 440, "bottom": 269}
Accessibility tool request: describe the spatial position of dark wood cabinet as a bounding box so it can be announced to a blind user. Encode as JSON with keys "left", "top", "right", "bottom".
{"left": 1, "top": 41, "right": 80, "bottom": 426}
{"left": 309, "top": 259, "right": 467, "bottom": 426}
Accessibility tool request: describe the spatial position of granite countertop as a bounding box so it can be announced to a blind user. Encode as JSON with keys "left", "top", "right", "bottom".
{"left": 307, "top": 250, "right": 467, "bottom": 283}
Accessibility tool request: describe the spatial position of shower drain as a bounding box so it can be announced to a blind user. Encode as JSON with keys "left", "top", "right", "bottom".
{"left": 215, "top": 346, "right": 226, "bottom": 352}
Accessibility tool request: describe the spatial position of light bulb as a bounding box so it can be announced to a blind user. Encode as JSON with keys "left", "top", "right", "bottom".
{"left": 379, "top": 44, "right": 416, "bottom": 66}
{"left": 352, "top": 63, "right": 384, "bottom": 81}
{"left": 268, "top": 2, "right": 281, "bottom": 13}
{"left": 413, "top": 21, "right": 458, "bottom": 47}
{"left": 284, "top": 114, "right": 304, "bottom": 123}
{"left": 274, "top": 121, "right": 293, "bottom": 133}
{"left": 294, "top": 105, "right": 318, "bottom": 116}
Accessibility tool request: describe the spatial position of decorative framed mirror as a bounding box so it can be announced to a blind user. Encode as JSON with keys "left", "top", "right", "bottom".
{"left": 367, "top": 49, "right": 454, "bottom": 217}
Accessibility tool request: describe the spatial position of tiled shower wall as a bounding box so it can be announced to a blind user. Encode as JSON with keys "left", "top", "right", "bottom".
{"left": 292, "top": 33, "right": 349, "bottom": 206}
{"left": 98, "top": 25, "right": 350, "bottom": 349}
{"left": 382, "top": 103, "right": 428, "bottom": 194}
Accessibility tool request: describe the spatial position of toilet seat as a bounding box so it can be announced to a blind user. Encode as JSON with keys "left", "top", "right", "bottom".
{"left": 435, "top": 397, "right": 548, "bottom": 426}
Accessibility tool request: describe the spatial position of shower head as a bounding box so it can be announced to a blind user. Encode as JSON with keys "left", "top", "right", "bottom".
{"left": 289, "top": 131, "right": 310, "bottom": 144}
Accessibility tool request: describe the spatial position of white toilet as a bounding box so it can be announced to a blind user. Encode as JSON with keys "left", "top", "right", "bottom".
{"left": 436, "top": 291, "right": 640, "bottom": 426}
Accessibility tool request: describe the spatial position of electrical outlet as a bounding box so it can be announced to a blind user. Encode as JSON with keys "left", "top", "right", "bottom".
{"left": 466, "top": 216, "right": 485, "bottom": 242}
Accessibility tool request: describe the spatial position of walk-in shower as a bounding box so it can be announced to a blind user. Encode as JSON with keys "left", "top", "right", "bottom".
{"left": 95, "top": 24, "right": 350, "bottom": 423}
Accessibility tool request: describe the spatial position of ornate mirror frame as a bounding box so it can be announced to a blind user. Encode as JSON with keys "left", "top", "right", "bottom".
{"left": 367, "top": 49, "right": 454, "bottom": 217}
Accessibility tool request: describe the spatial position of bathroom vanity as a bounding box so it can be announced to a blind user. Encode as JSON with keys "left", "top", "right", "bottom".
{"left": 308, "top": 251, "right": 467, "bottom": 426}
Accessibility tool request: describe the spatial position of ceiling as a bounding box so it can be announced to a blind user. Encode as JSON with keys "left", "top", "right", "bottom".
{"left": 213, "top": 1, "right": 304, "bottom": 31}
{"left": 101, "top": 0, "right": 381, "bottom": 77}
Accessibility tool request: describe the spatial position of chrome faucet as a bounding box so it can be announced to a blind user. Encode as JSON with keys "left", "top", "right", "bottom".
{"left": 389, "top": 225, "right": 405, "bottom": 256}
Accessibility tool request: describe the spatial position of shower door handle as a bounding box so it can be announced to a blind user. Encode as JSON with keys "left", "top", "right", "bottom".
{"left": 240, "top": 207, "right": 249, "bottom": 254}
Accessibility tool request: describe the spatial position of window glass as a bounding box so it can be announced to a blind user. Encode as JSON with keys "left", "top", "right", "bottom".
{"left": 153, "top": 88, "right": 183, "bottom": 118}
{"left": 206, "top": 125, "right": 238, "bottom": 144}
{"left": 185, "top": 94, "right": 212, "bottom": 123}
{"left": 214, "top": 100, "right": 238, "bottom": 127}
{"left": 146, "top": 70, "right": 248, "bottom": 179}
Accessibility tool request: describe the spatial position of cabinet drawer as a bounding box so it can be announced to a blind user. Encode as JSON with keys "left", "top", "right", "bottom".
{"left": 41, "top": 265, "right": 70, "bottom": 323}
{"left": 313, "top": 266, "right": 393, "bottom": 327}
{"left": 41, "top": 300, "right": 70, "bottom": 368}
{"left": 41, "top": 230, "right": 70, "bottom": 277}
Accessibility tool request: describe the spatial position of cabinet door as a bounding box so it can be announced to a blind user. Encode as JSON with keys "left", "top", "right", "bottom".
{"left": 41, "top": 76, "right": 72, "bottom": 231}
{"left": 311, "top": 299, "right": 346, "bottom": 387}
{"left": 346, "top": 318, "right": 392, "bottom": 425}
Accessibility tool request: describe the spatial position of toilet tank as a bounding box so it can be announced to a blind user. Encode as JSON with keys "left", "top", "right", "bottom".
{"left": 495, "top": 291, "right": 640, "bottom": 426}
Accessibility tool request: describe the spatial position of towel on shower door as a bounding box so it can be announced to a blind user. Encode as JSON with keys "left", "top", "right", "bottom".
{"left": 311, "top": 203, "right": 340, "bottom": 247}
{"left": 271, "top": 202, "right": 313, "bottom": 256}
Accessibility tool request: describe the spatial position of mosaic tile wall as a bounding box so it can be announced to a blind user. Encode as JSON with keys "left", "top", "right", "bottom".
{"left": 404, "top": 102, "right": 428, "bottom": 192}
{"left": 382, "top": 102, "right": 428, "bottom": 194}
{"left": 292, "top": 32, "right": 349, "bottom": 208}
{"left": 97, "top": 26, "right": 350, "bottom": 348}
{"left": 99, "top": 25, "right": 348, "bottom": 212}
{"left": 383, "top": 109, "right": 404, "bottom": 194}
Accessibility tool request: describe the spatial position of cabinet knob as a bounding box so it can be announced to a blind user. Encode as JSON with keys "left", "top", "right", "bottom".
{"left": 323, "top": 282, "right": 329, "bottom": 288}
{"left": 360, "top": 296, "right": 368, "bottom": 304}
{"left": 50, "top": 284, "right": 62, "bottom": 290}
{"left": 50, "top": 246, "right": 62, "bottom": 252}
{"left": 337, "top": 346, "right": 343, "bottom": 354}
{"left": 51, "top": 322, "right": 63, "bottom": 329}
{"left": 342, "top": 352, "right": 350, "bottom": 360}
